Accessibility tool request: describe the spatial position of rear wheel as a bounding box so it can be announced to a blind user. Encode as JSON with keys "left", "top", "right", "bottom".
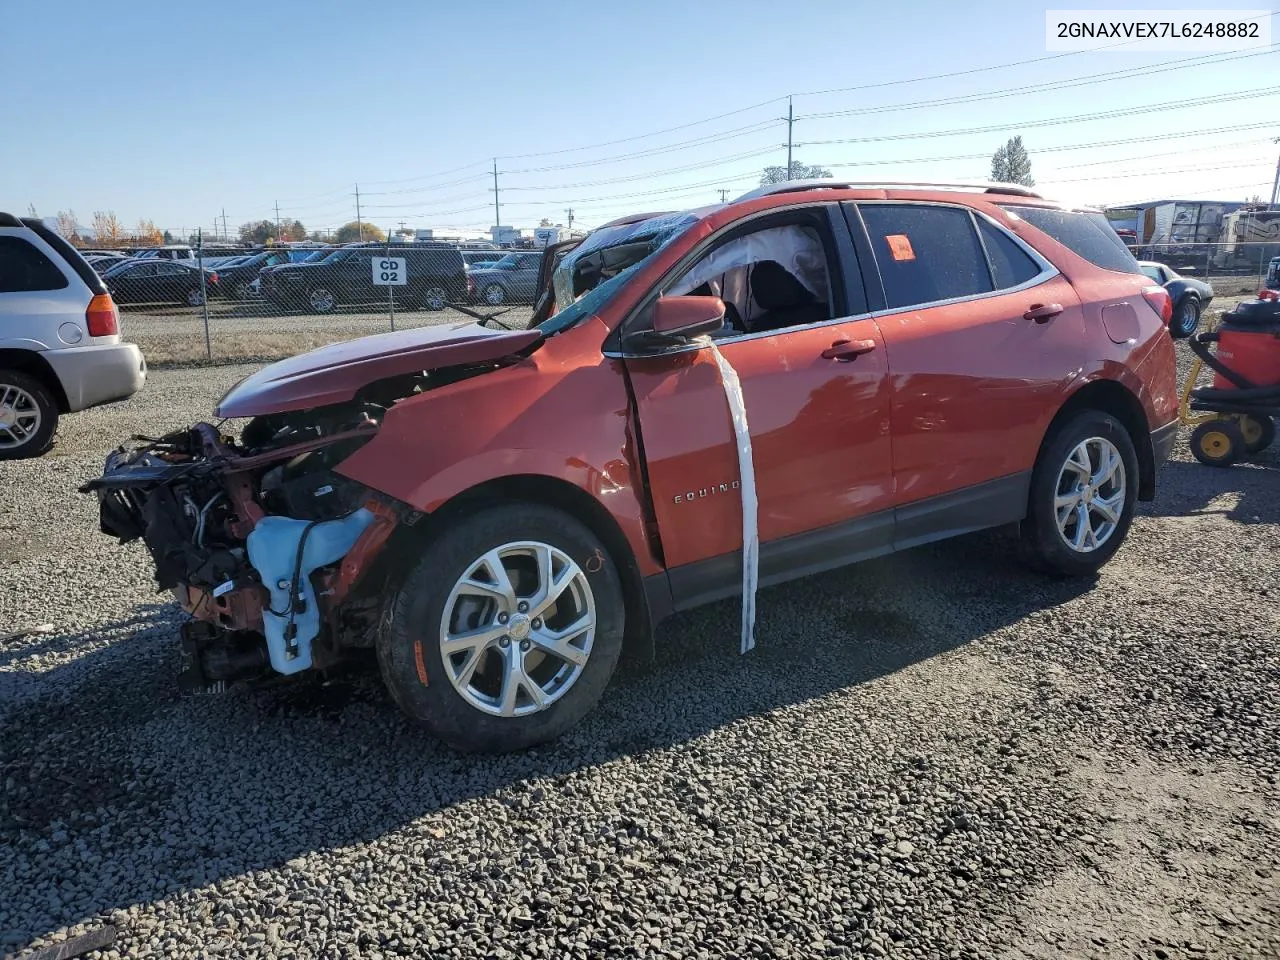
{"left": 483, "top": 283, "right": 506, "bottom": 306}
{"left": 232, "top": 280, "right": 253, "bottom": 300}
{"left": 1190, "top": 419, "right": 1244, "bottom": 467}
{"left": 378, "top": 503, "right": 625, "bottom": 752}
{"left": 422, "top": 285, "right": 448, "bottom": 311}
{"left": 1018, "top": 410, "right": 1138, "bottom": 577}
{"left": 1170, "top": 296, "right": 1201, "bottom": 339}
{"left": 185, "top": 287, "right": 206, "bottom": 307}
{"left": 308, "top": 286, "right": 337, "bottom": 314}
{"left": 0, "top": 370, "right": 58, "bottom": 460}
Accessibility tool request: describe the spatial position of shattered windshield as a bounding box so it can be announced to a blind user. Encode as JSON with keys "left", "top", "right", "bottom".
{"left": 535, "top": 211, "right": 700, "bottom": 335}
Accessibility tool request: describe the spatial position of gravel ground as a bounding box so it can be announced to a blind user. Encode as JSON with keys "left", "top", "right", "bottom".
{"left": 1, "top": 340, "right": 1277, "bottom": 960}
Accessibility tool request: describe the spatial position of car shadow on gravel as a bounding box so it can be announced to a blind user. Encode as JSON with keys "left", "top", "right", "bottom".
{"left": 1140, "top": 458, "right": 1280, "bottom": 526}
{"left": 0, "top": 532, "right": 1092, "bottom": 950}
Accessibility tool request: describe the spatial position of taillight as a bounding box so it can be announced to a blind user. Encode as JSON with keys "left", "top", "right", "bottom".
{"left": 1142, "top": 285, "right": 1172, "bottom": 326}
{"left": 86, "top": 293, "right": 119, "bottom": 337}
{"left": 467, "top": 275, "right": 476, "bottom": 295}
{"left": 210, "top": 271, "right": 219, "bottom": 284}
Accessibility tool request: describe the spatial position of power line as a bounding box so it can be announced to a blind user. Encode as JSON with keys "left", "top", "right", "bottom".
{"left": 797, "top": 86, "right": 1280, "bottom": 147}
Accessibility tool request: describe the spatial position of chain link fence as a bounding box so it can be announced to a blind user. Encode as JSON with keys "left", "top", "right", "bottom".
{"left": 91, "top": 233, "right": 540, "bottom": 365}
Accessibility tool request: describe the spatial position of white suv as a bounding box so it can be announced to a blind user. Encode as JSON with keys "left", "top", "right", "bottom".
{"left": 0, "top": 213, "right": 146, "bottom": 459}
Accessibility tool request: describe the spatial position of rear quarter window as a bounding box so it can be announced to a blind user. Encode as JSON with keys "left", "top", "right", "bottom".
{"left": 859, "top": 204, "right": 993, "bottom": 309}
{"left": 1002, "top": 205, "right": 1140, "bottom": 275}
{"left": 976, "top": 219, "right": 1042, "bottom": 289}
{"left": 0, "top": 236, "right": 70, "bottom": 293}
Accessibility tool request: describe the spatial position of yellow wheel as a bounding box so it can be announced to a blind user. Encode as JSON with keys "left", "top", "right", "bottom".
{"left": 1190, "top": 420, "right": 1245, "bottom": 467}
{"left": 1238, "top": 415, "right": 1275, "bottom": 454}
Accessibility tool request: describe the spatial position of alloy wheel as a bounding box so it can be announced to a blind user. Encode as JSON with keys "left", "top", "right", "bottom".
{"left": 439, "top": 541, "right": 596, "bottom": 717}
{"left": 424, "top": 286, "right": 448, "bottom": 310}
{"left": 484, "top": 284, "right": 505, "bottom": 305}
{"left": 0, "top": 384, "right": 43, "bottom": 451}
{"left": 1054, "top": 437, "right": 1127, "bottom": 553}
{"left": 309, "top": 287, "right": 336, "bottom": 312}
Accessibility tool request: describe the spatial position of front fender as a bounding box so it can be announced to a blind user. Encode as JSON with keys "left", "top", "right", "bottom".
{"left": 335, "top": 323, "right": 663, "bottom": 577}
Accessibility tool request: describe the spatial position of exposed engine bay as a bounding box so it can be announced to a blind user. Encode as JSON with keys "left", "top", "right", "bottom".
{"left": 83, "top": 400, "right": 407, "bottom": 694}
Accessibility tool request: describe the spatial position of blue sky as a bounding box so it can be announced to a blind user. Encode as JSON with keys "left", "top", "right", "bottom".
{"left": 1, "top": 0, "right": 1276, "bottom": 238}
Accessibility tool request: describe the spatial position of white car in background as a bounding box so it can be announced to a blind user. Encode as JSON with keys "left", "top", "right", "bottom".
{"left": 0, "top": 213, "right": 146, "bottom": 459}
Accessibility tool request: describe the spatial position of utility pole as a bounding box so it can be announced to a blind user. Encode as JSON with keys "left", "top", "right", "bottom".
{"left": 274, "top": 201, "right": 282, "bottom": 243}
{"left": 1270, "top": 140, "right": 1280, "bottom": 206}
{"left": 491, "top": 159, "right": 501, "bottom": 232}
{"left": 718, "top": 189, "right": 730, "bottom": 202}
{"left": 220, "top": 208, "right": 228, "bottom": 242}
{"left": 786, "top": 96, "right": 794, "bottom": 181}
{"left": 565, "top": 208, "right": 574, "bottom": 231}
{"left": 355, "top": 183, "right": 364, "bottom": 241}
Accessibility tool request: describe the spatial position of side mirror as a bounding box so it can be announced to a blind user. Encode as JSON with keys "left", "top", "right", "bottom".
{"left": 652, "top": 295, "right": 725, "bottom": 338}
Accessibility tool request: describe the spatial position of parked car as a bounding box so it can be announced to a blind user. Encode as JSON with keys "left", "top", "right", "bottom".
{"left": 86, "top": 253, "right": 132, "bottom": 275}
{"left": 217, "top": 250, "right": 309, "bottom": 300}
{"left": 87, "top": 181, "right": 1178, "bottom": 751}
{"left": 129, "top": 245, "right": 195, "bottom": 261}
{"left": 1138, "top": 260, "right": 1214, "bottom": 338}
{"left": 260, "top": 242, "right": 466, "bottom": 313}
{"left": 462, "top": 250, "right": 505, "bottom": 271}
{"left": 467, "top": 251, "right": 543, "bottom": 304}
{"left": 1266, "top": 256, "right": 1280, "bottom": 291}
{"left": 101, "top": 258, "right": 221, "bottom": 306}
{"left": 0, "top": 212, "right": 145, "bottom": 459}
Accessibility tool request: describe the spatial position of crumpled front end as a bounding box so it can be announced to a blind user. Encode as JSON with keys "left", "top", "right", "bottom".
{"left": 83, "top": 406, "right": 405, "bottom": 693}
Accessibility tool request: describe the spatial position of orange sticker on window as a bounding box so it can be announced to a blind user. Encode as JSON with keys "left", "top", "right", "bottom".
{"left": 885, "top": 234, "right": 915, "bottom": 261}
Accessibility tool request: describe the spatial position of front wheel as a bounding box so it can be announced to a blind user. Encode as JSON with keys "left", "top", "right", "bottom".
{"left": 1170, "top": 296, "right": 1201, "bottom": 339}
{"left": 1018, "top": 410, "right": 1139, "bottom": 577}
{"left": 422, "top": 285, "right": 448, "bottom": 311}
{"left": 378, "top": 503, "right": 625, "bottom": 752}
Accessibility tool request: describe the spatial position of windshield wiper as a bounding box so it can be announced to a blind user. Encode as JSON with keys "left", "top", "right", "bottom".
{"left": 450, "top": 303, "right": 518, "bottom": 330}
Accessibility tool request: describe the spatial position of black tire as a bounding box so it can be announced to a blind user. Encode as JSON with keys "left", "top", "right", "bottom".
{"left": 482, "top": 283, "right": 506, "bottom": 306}
{"left": 1018, "top": 410, "right": 1139, "bottom": 577}
{"left": 232, "top": 280, "right": 253, "bottom": 301}
{"left": 1240, "top": 414, "right": 1275, "bottom": 454}
{"left": 0, "top": 369, "right": 59, "bottom": 461}
{"left": 1169, "top": 296, "right": 1201, "bottom": 339}
{"left": 378, "top": 503, "right": 626, "bottom": 753}
{"left": 185, "top": 288, "right": 205, "bottom": 307}
{"left": 421, "top": 285, "right": 448, "bottom": 311}
{"left": 1190, "top": 419, "right": 1244, "bottom": 467}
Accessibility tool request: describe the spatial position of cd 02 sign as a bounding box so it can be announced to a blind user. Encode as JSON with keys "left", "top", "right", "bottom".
{"left": 372, "top": 257, "right": 407, "bottom": 285}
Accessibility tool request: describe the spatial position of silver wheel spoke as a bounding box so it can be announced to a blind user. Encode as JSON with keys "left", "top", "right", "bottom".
{"left": 1091, "top": 444, "right": 1120, "bottom": 488}
{"left": 528, "top": 548, "right": 579, "bottom": 619}
{"left": 1065, "top": 442, "right": 1092, "bottom": 480}
{"left": 459, "top": 551, "right": 518, "bottom": 610}
{"left": 441, "top": 622, "right": 507, "bottom": 657}
{"left": 531, "top": 615, "right": 593, "bottom": 667}
{"left": 1091, "top": 490, "right": 1124, "bottom": 525}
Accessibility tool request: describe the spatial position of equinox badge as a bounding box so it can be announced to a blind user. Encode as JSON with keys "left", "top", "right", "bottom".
{"left": 674, "top": 480, "right": 741, "bottom": 504}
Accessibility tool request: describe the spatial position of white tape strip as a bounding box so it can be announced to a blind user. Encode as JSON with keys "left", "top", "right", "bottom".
{"left": 705, "top": 339, "right": 758, "bottom": 654}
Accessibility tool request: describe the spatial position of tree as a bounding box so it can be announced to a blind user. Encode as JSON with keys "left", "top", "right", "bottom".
{"left": 283, "top": 219, "right": 307, "bottom": 242}
{"left": 239, "top": 219, "right": 277, "bottom": 244}
{"left": 760, "top": 161, "right": 833, "bottom": 185}
{"left": 135, "top": 219, "right": 163, "bottom": 245}
{"left": 163, "top": 230, "right": 175, "bottom": 244}
{"left": 991, "top": 136, "right": 1034, "bottom": 187}
{"left": 335, "top": 220, "right": 385, "bottom": 243}
{"left": 92, "top": 211, "right": 124, "bottom": 246}
{"left": 538, "top": 217, "right": 554, "bottom": 227}
{"left": 55, "top": 210, "right": 80, "bottom": 242}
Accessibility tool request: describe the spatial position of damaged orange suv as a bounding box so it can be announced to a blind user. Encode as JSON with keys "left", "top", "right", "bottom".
{"left": 88, "top": 181, "right": 1178, "bottom": 752}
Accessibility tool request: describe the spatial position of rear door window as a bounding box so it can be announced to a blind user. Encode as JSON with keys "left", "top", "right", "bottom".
{"left": 1001, "top": 205, "right": 1140, "bottom": 275}
{"left": 976, "top": 219, "right": 1042, "bottom": 290}
{"left": 0, "top": 236, "right": 70, "bottom": 293}
{"left": 858, "top": 204, "right": 992, "bottom": 309}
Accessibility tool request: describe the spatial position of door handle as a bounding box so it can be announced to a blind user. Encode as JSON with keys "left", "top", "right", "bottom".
{"left": 822, "top": 338, "right": 877, "bottom": 361}
{"left": 1023, "top": 303, "right": 1063, "bottom": 323}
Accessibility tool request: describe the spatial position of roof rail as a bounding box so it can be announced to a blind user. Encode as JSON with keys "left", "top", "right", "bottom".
{"left": 734, "top": 179, "right": 1043, "bottom": 202}
{"left": 0, "top": 212, "right": 22, "bottom": 227}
